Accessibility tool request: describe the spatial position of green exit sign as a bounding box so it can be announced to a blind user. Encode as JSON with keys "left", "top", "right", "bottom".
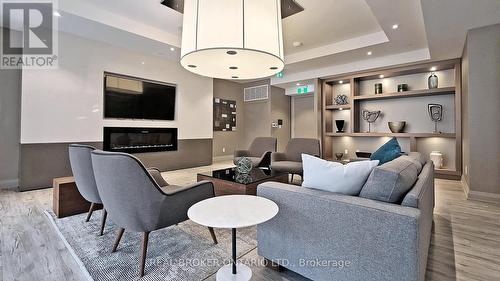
{"left": 276, "top": 72, "right": 284, "bottom": 78}
{"left": 297, "top": 86, "right": 309, "bottom": 94}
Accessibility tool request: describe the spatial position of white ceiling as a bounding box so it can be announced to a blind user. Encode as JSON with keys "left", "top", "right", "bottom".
{"left": 2, "top": 0, "right": 499, "bottom": 88}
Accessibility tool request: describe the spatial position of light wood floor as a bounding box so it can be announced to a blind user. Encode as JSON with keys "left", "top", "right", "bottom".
{"left": 1, "top": 160, "right": 499, "bottom": 281}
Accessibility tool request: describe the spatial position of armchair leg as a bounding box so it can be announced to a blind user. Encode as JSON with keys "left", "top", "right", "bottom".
{"left": 112, "top": 228, "right": 124, "bottom": 253}
{"left": 140, "top": 232, "right": 150, "bottom": 277}
{"left": 208, "top": 227, "right": 218, "bottom": 244}
{"left": 99, "top": 209, "right": 108, "bottom": 236}
{"left": 85, "top": 203, "right": 96, "bottom": 222}
{"left": 290, "top": 174, "right": 294, "bottom": 183}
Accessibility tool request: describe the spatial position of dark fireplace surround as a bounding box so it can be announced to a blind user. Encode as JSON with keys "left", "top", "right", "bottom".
{"left": 103, "top": 127, "right": 178, "bottom": 153}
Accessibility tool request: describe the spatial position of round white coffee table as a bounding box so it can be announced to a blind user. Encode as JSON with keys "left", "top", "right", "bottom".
{"left": 188, "top": 195, "right": 279, "bottom": 281}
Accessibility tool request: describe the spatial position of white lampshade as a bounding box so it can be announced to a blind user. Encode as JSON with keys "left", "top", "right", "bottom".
{"left": 181, "top": 0, "right": 284, "bottom": 80}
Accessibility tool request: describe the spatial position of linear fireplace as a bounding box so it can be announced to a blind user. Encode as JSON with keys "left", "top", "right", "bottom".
{"left": 103, "top": 127, "right": 178, "bottom": 153}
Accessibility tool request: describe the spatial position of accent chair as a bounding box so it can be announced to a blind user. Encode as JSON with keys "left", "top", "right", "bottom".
{"left": 68, "top": 144, "right": 108, "bottom": 235}
{"left": 234, "top": 137, "right": 277, "bottom": 168}
{"left": 90, "top": 150, "right": 218, "bottom": 277}
{"left": 270, "top": 138, "right": 321, "bottom": 182}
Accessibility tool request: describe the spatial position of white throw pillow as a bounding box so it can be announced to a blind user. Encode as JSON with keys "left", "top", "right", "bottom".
{"left": 301, "top": 154, "right": 379, "bottom": 195}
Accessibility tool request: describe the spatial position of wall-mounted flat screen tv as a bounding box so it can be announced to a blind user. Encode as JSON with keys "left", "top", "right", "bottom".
{"left": 104, "top": 73, "right": 176, "bottom": 120}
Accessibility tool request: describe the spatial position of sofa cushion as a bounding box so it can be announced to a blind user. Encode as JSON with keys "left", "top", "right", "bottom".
{"left": 370, "top": 137, "right": 402, "bottom": 165}
{"left": 301, "top": 154, "right": 379, "bottom": 195}
{"left": 408, "top": 152, "right": 426, "bottom": 167}
{"left": 271, "top": 161, "right": 303, "bottom": 174}
{"left": 359, "top": 155, "right": 420, "bottom": 203}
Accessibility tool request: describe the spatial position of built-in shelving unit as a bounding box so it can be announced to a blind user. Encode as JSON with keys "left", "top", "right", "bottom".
{"left": 321, "top": 59, "right": 462, "bottom": 180}
{"left": 325, "top": 105, "right": 351, "bottom": 110}
{"left": 352, "top": 87, "right": 455, "bottom": 101}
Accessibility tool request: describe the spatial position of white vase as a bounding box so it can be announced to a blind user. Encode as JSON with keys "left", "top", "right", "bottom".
{"left": 430, "top": 151, "right": 443, "bottom": 169}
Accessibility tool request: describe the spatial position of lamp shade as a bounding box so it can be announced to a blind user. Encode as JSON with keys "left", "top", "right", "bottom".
{"left": 180, "top": 0, "right": 284, "bottom": 80}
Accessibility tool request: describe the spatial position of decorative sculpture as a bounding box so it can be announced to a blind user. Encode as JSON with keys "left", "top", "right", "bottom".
{"left": 335, "top": 94, "right": 349, "bottom": 105}
{"left": 362, "top": 110, "right": 381, "bottom": 133}
{"left": 235, "top": 157, "right": 253, "bottom": 174}
{"left": 428, "top": 104, "right": 443, "bottom": 133}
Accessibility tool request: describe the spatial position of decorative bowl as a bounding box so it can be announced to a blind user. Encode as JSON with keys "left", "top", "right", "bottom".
{"left": 355, "top": 152, "right": 372, "bottom": 158}
{"left": 388, "top": 121, "right": 406, "bottom": 133}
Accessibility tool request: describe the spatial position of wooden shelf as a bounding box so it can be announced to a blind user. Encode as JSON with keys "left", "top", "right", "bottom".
{"left": 353, "top": 87, "right": 455, "bottom": 101}
{"left": 325, "top": 132, "right": 456, "bottom": 138}
{"left": 325, "top": 105, "right": 351, "bottom": 110}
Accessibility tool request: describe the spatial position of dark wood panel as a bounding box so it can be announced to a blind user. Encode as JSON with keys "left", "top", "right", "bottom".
{"left": 52, "top": 177, "right": 102, "bottom": 218}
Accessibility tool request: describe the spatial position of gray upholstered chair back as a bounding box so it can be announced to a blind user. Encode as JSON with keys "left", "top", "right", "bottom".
{"left": 284, "top": 138, "right": 321, "bottom": 162}
{"left": 248, "top": 137, "right": 277, "bottom": 157}
{"left": 91, "top": 150, "right": 168, "bottom": 232}
{"left": 69, "top": 144, "right": 101, "bottom": 204}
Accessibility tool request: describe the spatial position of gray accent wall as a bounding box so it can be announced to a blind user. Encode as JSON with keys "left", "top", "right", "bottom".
{"left": 19, "top": 139, "right": 212, "bottom": 191}
{"left": 213, "top": 79, "right": 245, "bottom": 158}
{"left": 0, "top": 28, "right": 21, "bottom": 189}
{"left": 462, "top": 23, "right": 500, "bottom": 195}
{"left": 270, "top": 86, "right": 291, "bottom": 152}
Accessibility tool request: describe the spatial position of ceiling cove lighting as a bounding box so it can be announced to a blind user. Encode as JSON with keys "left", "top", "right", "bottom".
{"left": 180, "top": 0, "right": 284, "bottom": 80}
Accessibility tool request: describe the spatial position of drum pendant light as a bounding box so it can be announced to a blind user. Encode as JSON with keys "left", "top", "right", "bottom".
{"left": 180, "top": 0, "right": 284, "bottom": 80}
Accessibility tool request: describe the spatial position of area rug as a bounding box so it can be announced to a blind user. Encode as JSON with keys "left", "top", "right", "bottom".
{"left": 44, "top": 210, "right": 257, "bottom": 281}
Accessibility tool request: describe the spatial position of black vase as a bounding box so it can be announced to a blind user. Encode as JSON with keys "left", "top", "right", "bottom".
{"left": 335, "top": 120, "right": 345, "bottom": 133}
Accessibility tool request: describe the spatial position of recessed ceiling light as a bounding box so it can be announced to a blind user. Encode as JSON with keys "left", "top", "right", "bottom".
{"left": 226, "top": 50, "right": 237, "bottom": 55}
{"left": 339, "top": 80, "right": 343, "bottom": 84}
{"left": 141, "top": 61, "right": 145, "bottom": 65}
{"left": 339, "top": 108, "right": 343, "bottom": 111}
{"left": 229, "top": 66, "right": 238, "bottom": 70}
{"left": 53, "top": 11, "right": 61, "bottom": 17}
{"left": 379, "top": 75, "right": 384, "bottom": 78}
{"left": 430, "top": 66, "right": 437, "bottom": 71}
{"left": 367, "top": 51, "right": 372, "bottom": 56}
{"left": 170, "top": 47, "right": 175, "bottom": 51}
{"left": 392, "top": 24, "right": 399, "bottom": 30}
{"left": 292, "top": 41, "right": 303, "bottom": 47}
{"left": 296, "top": 82, "right": 301, "bottom": 86}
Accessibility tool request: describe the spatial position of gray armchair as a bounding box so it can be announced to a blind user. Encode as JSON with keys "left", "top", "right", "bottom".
{"left": 90, "top": 150, "right": 217, "bottom": 277}
{"left": 69, "top": 144, "right": 168, "bottom": 236}
{"left": 69, "top": 144, "right": 108, "bottom": 235}
{"left": 234, "top": 137, "right": 277, "bottom": 168}
{"left": 270, "top": 138, "right": 321, "bottom": 181}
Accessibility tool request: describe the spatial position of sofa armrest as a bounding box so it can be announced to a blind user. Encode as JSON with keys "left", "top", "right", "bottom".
{"left": 234, "top": 150, "right": 251, "bottom": 158}
{"left": 271, "top": 152, "right": 287, "bottom": 162}
{"left": 256, "top": 182, "right": 426, "bottom": 281}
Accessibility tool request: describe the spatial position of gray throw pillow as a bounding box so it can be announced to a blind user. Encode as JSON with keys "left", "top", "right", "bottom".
{"left": 359, "top": 156, "right": 420, "bottom": 203}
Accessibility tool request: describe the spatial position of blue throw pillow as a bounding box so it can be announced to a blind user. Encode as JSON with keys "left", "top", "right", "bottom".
{"left": 370, "top": 137, "right": 402, "bottom": 165}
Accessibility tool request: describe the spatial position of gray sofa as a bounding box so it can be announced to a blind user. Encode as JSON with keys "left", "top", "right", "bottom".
{"left": 257, "top": 155, "right": 434, "bottom": 281}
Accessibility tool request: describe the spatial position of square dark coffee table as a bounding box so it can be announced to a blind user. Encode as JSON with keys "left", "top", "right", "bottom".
{"left": 197, "top": 167, "right": 288, "bottom": 196}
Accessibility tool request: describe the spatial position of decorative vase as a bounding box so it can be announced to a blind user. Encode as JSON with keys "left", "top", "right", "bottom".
{"left": 397, "top": 84, "right": 408, "bottom": 92}
{"left": 335, "top": 120, "right": 345, "bottom": 133}
{"left": 428, "top": 73, "right": 438, "bottom": 89}
{"left": 375, "top": 83, "right": 383, "bottom": 94}
{"left": 430, "top": 151, "right": 443, "bottom": 169}
{"left": 335, "top": 153, "right": 343, "bottom": 161}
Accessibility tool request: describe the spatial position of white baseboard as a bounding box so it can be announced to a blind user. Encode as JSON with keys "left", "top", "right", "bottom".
{"left": 213, "top": 155, "right": 233, "bottom": 162}
{"left": 461, "top": 175, "right": 500, "bottom": 204}
{"left": 0, "top": 179, "right": 19, "bottom": 189}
